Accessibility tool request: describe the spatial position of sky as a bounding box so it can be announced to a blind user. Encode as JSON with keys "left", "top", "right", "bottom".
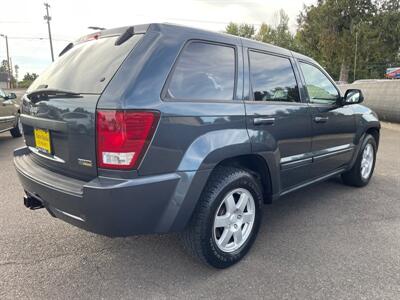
{"left": 0, "top": 0, "right": 316, "bottom": 80}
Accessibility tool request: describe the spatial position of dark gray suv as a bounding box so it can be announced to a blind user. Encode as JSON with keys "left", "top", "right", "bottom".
{"left": 14, "top": 24, "right": 380, "bottom": 268}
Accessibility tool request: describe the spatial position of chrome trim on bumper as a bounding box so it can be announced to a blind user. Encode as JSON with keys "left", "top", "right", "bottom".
{"left": 29, "top": 146, "right": 66, "bottom": 163}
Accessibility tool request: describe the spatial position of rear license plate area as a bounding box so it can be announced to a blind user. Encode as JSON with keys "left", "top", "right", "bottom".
{"left": 34, "top": 128, "right": 52, "bottom": 154}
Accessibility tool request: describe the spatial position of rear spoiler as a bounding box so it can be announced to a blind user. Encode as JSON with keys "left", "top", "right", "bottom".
{"left": 58, "top": 24, "right": 150, "bottom": 57}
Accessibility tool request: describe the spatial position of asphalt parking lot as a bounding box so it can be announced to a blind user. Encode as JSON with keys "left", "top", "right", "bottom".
{"left": 0, "top": 124, "right": 399, "bottom": 299}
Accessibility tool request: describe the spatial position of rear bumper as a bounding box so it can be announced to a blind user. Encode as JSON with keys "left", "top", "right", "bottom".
{"left": 14, "top": 146, "right": 209, "bottom": 237}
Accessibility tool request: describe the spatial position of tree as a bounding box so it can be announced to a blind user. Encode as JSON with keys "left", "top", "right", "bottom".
{"left": 0, "top": 59, "right": 8, "bottom": 73}
{"left": 373, "top": 0, "right": 400, "bottom": 75}
{"left": 225, "top": 22, "right": 239, "bottom": 36}
{"left": 296, "top": 0, "right": 398, "bottom": 81}
{"left": 274, "top": 9, "right": 295, "bottom": 49}
{"left": 228, "top": 10, "right": 296, "bottom": 50}
{"left": 0, "top": 59, "right": 16, "bottom": 88}
{"left": 22, "top": 73, "right": 38, "bottom": 82}
{"left": 225, "top": 2, "right": 399, "bottom": 81}
{"left": 19, "top": 72, "right": 39, "bottom": 88}
{"left": 254, "top": 23, "right": 274, "bottom": 43}
{"left": 238, "top": 24, "right": 255, "bottom": 39}
{"left": 226, "top": 22, "right": 255, "bottom": 38}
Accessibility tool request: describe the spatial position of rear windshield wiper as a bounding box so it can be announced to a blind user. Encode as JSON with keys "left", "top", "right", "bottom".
{"left": 27, "top": 88, "right": 81, "bottom": 103}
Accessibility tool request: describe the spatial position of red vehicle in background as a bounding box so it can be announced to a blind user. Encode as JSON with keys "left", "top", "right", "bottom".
{"left": 385, "top": 67, "right": 400, "bottom": 79}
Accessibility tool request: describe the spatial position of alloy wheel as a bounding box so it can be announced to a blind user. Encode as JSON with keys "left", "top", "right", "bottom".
{"left": 213, "top": 188, "right": 256, "bottom": 253}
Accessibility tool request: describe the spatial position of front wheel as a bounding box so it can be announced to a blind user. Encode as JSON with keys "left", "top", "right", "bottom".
{"left": 342, "top": 134, "right": 377, "bottom": 187}
{"left": 181, "top": 167, "right": 263, "bottom": 268}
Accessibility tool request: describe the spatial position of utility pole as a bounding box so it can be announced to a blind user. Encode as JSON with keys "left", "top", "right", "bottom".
{"left": 0, "top": 34, "right": 11, "bottom": 88}
{"left": 44, "top": 3, "right": 54, "bottom": 62}
{"left": 9, "top": 57, "right": 13, "bottom": 88}
{"left": 353, "top": 31, "right": 358, "bottom": 82}
{"left": 14, "top": 65, "right": 19, "bottom": 88}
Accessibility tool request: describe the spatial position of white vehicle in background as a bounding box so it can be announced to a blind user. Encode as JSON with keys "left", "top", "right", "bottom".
{"left": 0, "top": 88, "right": 22, "bottom": 137}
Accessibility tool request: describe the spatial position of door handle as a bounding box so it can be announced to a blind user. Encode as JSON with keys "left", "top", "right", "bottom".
{"left": 253, "top": 117, "right": 275, "bottom": 126}
{"left": 314, "top": 116, "right": 329, "bottom": 123}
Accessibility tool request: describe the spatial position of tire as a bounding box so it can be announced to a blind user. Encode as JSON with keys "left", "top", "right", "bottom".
{"left": 341, "top": 134, "right": 377, "bottom": 187}
{"left": 10, "top": 116, "right": 22, "bottom": 138}
{"left": 181, "top": 166, "right": 263, "bottom": 269}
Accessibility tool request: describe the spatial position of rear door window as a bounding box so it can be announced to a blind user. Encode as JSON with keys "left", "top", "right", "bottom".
{"left": 28, "top": 34, "right": 143, "bottom": 94}
{"left": 165, "top": 42, "right": 236, "bottom": 101}
{"left": 249, "top": 51, "right": 300, "bottom": 102}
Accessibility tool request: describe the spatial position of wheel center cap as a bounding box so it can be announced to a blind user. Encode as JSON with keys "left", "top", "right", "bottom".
{"left": 229, "top": 214, "right": 237, "bottom": 223}
{"left": 229, "top": 213, "right": 243, "bottom": 231}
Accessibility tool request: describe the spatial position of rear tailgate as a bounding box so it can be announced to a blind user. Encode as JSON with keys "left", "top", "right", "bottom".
{"left": 21, "top": 94, "right": 98, "bottom": 180}
{"left": 20, "top": 28, "right": 145, "bottom": 180}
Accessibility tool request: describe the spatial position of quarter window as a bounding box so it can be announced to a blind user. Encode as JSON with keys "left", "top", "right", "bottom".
{"left": 166, "top": 42, "right": 235, "bottom": 101}
{"left": 249, "top": 51, "right": 300, "bottom": 102}
{"left": 299, "top": 62, "right": 339, "bottom": 104}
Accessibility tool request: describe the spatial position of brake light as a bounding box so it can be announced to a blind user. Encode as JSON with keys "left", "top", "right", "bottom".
{"left": 76, "top": 32, "right": 101, "bottom": 44}
{"left": 96, "top": 110, "right": 160, "bottom": 170}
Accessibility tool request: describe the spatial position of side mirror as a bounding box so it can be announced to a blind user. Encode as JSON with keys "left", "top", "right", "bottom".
{"left": 7, "top": 93, "right": 17, "bottom": 99}
{"left": 342, "top": 89, "right": 364, "bottom": 105}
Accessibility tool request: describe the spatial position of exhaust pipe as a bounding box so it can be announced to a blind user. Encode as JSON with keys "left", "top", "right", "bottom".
{"left": 24, "top": 195, "right": 44, "bottom": 210}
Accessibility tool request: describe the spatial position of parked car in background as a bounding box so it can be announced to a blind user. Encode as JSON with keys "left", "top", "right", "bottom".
{"left": 0, "top": 88, "right": 22, "bottom": 138}
{"left": 385, "top": 67, "right": 400, "bottom": 79}
{"left": 14, "top": 24, "right": 380, "bottom": 268}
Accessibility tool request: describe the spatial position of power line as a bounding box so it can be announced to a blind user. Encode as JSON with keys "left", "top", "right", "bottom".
{"left": 0, "top": 21, "right": 37, "bottom": 24}
{"left": 0, "top": 14, "right": 267, "bottom": 30}
{"left": 7, "top": 36, "right": 69, "bottom": 42}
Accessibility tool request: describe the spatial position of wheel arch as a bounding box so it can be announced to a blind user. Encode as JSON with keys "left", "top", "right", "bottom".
{"left": 348, "top": 125, "right": 380, "bottom": 171}
{"left": 215, "top": 154, "right": 274, "bottom": 204}
{"left": 170, "top": 152, "right": 277, "bottom": 232}
{"left": 172, "top": 130, "right": 280, "bottom": 231}
{"left": 366, "top": 127, "right": 380, "bottom": 148}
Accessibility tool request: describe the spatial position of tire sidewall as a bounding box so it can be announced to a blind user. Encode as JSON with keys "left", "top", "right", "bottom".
{"left": 17, "top": 116, "right": 23, "bottom": 134}
{"left": 357, "top": 135, "right": 377, "bottom": 185}
{"left": 202, "top": 173, "right": 262, "bottom": 268}
{"left": 10, "top": 115, "right": 22, "bottom": 138}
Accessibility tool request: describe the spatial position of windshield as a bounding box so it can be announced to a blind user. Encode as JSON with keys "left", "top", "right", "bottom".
{"left": 28, "top": 34, "right": 143, "bottom": 94}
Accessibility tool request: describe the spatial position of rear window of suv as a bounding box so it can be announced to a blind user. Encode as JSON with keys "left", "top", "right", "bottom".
{"left": 165, "top": 42, "right": 236, "bottom": 101}
{"left": 28, "top": 34, "right": 143, "bottom": 94}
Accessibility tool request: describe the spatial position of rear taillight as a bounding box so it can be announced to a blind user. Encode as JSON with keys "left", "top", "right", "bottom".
{"left": 96, "top": 110, "right": 160, "bottom": 170}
